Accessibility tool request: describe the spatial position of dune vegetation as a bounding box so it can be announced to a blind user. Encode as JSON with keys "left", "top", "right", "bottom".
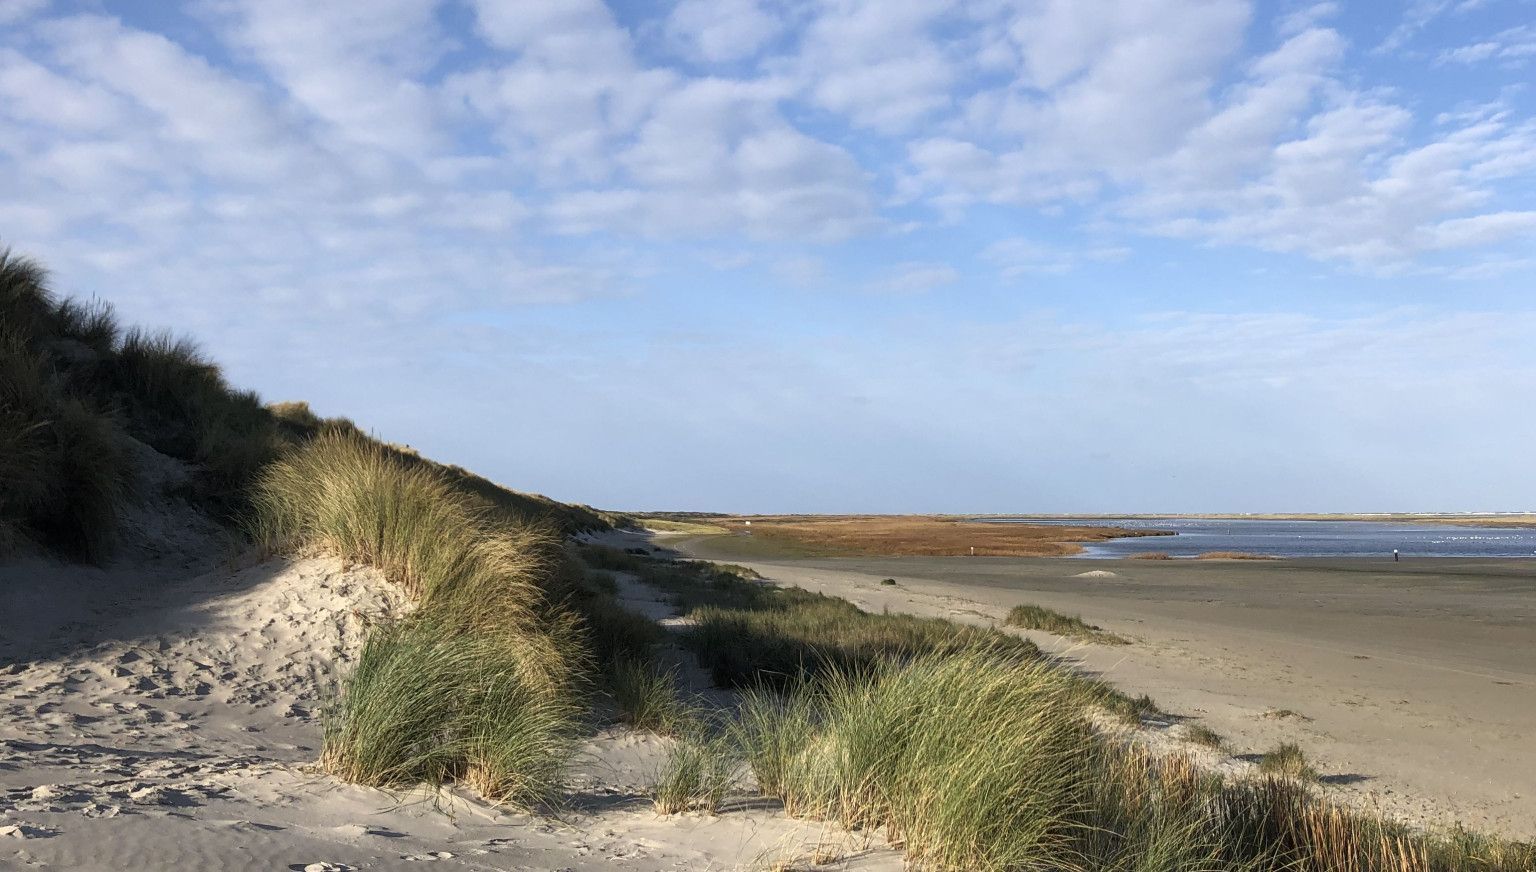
{"left": 592, "top": 549, "right": 1536, "bottom": 871}
{"left": 1004, "top": 603, "right": 1129, "bottom": 644}
{"left": 1, "top": 247, "right": 613, "bottom": 806}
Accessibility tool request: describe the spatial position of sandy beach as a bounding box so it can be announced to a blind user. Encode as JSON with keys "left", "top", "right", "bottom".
{"left": 665, "top": 532, "right": 1536, "bottom": 839}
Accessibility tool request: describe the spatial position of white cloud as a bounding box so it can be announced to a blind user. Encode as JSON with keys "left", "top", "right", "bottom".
{"left": 0, "top": 0, "right": 46, "bottom": 25}
{"left": 666, "top": 0, "right": 783, "bottom": 63}
{"left": 1277, "top": 2, "right": 1339, "bottom": 37}
{"left": 1137, "top": 99, "right": 1536, "bottom": 268}
{"left": 203, "top": 0, "right": 446, "bottom": 157}
{"left": 36, "top": 15, "right": 317, "bottom": 183}
{"left": 2, "top": 0, "right": 1534, "bottom": 356}
{"left": 863, "top": 261, "right": 960, "bottom": 295}
{"left": 0, "top": 48, "right": 129, "bottom": 131}
{"left": 1375, "top": 0, "right": 1455, "bottom": 55}
{"left": 982, "top": 238, "right": 1129, "bottom": 277}
{"left": 786, "top": 0, "right": 959, "bottom": 132}
{"left": 1429, "top": 211, "right": 1536, "bottom": 249}
{"left": 1437, "top": 25, "right": 1536, "bottom": 65}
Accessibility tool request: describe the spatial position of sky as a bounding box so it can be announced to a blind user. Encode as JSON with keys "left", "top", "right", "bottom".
{"left": 3, "top": 0, "right": 1536, "bottom": 513}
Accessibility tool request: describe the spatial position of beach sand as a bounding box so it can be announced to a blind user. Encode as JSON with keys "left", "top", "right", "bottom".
{"left": 663, "top": 532, "right": 1536, "bottom": 840}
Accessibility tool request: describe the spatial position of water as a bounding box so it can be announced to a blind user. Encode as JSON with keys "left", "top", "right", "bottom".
{"left": 990, "top": 517, "right": 1536, "bottom": 559}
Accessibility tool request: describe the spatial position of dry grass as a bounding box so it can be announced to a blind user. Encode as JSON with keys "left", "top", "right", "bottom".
{"left": 1197, "top": 551, "right": 1278, "bottom": 560}
{"left": 636, "top": 516, "right": 732, "bottom": 534}
{"left": 693, "top": 514, "right": 1167, "bottom": 557}
{"left": 1128, "top": 551, "right": 1174, "bottom": 559}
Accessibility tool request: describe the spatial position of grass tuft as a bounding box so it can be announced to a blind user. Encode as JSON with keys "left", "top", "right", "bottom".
{"left": 651, "top": 735, "right": 736, "bottom": 815}
{"left": 1258, "top": 742, "right": 1318, "bottom": 781}
{"left": 1184, "top": 724, "right": 1225, "bottom": 749}
{"left": 608, "top": 658, "right": 693, "bottom": 736}
{"left": 1004, "top": 603, "right": 1128, "bottom": 644}
{"left": 255, "top": 431, "right": 588, "bottom": 805}
{"left": 0, "top": 326, "right": 131, "bottom": 561}
{"left": 320, "top": 617, "right": 580, "bottom": 805}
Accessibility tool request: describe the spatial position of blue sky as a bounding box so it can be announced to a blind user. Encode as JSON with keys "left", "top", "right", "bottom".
{"left": 4, "top": 0, "right": 1536, "bottom": 513}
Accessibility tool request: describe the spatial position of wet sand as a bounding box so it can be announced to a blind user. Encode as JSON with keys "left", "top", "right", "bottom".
{"left": 670, "top": 534, "right": 1536, "bottom": 838}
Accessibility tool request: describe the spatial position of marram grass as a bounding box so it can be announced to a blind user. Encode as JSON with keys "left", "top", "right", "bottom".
{"left": 608, "top": 656, "right": 694, "bottom": 736}
{"left": 1004, "top": 603, "right": 1129, "bottom": 645}
{"left": 253, "top": 431, "right": 586, "bottom": 806}
{"left": 651, "top": 734, "right": 736, "bottom": 815}
{"left": 730, "top": 653, "right": 1536, "bottom": 872}
{"left": 318, "top": 616, "right": 580, "bottom": 804}
{"left": 663, "top": 557, "right": 1536, "bottom": 872}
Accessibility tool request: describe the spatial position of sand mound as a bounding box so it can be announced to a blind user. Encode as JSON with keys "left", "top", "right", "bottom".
{"left": 1073, "top": 569, "right": 1120, "bottom": 578}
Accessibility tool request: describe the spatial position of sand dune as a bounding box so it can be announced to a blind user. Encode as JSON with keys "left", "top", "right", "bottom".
{"left": 0, "top": 547, "right": 897, "bottom": 871}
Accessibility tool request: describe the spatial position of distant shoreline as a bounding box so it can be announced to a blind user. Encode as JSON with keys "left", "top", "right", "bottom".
{"left": 968, "top": 513, "right": 1536, "bottom": 528}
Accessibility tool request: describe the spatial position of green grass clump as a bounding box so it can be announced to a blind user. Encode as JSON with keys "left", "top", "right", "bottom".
{"left": 0, "top": 330, "right": 127, "bottom": 560}
{"left": 734, "top": 654, "right": 1535, "bottom": 872}
{"left": 738, "top": 652, "right": 1094, "bottom": 868}
{"left": 254, "top": 432, "right": 588, "bottom": 804}
{"left": 320, "top": 616, "right": 579, "bottom": 804}
{"left": 1258, "top": 742, "right": 1318, "bottom": 781}
{"left": 651, "top": 734, "right": 735, "bottom": 815}
{"left": 111, "top": 328, "right": 279, "bottom": 486}
{"left": 576, "top": 594, "right": 663, "bottom": 667}
{"left": 254, "top": 432, "right": 563, "bottom": 618}
{"left": 1004, "top": 603, "right": 1129, "bottom": 644}
{"left": 1184, "top": 723, "right": 1225, "bottom": 749}
{"left": 577, "top": 543, "right": 653, "bottom": 572}
{"left": 687, "top": 594, "right": 1038, "bottom": 688}
{"left": 608, "top": 658, "right": 692, "bottom": 736}
{"left": 628, "top": 558, "right": 1038, "bottom": 687}
{"left": 0, "top": 259, "right": 134, "bottom": 561}
{"left": 665, "top": 556, "right": 1535, "bottom": 871}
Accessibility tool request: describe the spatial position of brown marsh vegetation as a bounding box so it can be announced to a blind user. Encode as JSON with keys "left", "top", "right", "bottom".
{"left": 678, "top": 514, "right": 1168, "bottom": 557}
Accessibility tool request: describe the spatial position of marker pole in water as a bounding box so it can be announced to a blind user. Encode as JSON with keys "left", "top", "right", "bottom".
{"left": 1393, "top": 549, "right": 1399, "bottom": 562}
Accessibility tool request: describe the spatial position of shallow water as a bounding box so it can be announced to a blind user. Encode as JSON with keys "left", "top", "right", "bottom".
{"left": 996, "top": 517, "right": 1536, "bottom": 558}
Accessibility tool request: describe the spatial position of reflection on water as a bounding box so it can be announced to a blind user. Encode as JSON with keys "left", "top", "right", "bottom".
{"left": 991, "top": 517, "right": 1536, "bottom": 559}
